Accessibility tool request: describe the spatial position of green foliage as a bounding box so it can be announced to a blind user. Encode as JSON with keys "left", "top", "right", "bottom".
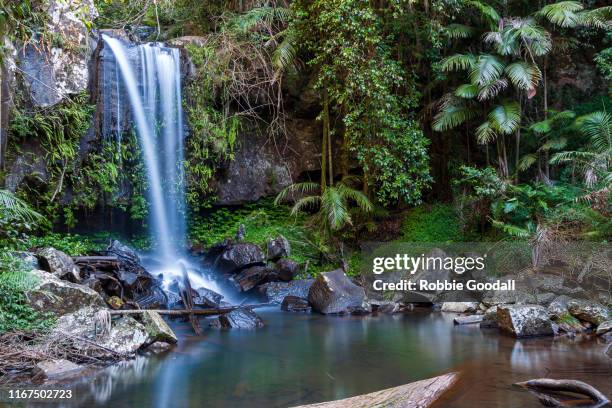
{"left": 401, "top": 204, "right": 464, "bottom": 242}
{"left": 0, "top": 253, "right": 55, "bottom": 333}
{"left": 0, "top": 189, "right": 46, "bottom": 247}
{"left": 276, "top": 178, "right": 373, "bottom": 237}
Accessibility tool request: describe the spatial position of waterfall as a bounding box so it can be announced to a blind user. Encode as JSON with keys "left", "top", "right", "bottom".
{"left": 102, "top": 35, "right": 218, "bottom": 291}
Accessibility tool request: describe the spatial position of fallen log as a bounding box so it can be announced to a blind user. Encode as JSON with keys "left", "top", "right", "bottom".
{"left": 108, "top": 303, "right": 272, "bottom": 316}
{"left": 291, "top": 372, "right": 459, "bottom": 408}
{"left": 515, "top": 378, "right": 610, "bottom": 407}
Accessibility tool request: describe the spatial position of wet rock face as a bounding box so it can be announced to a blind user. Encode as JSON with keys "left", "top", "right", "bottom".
{"left": 567, "top": 300, "right": 609, "bottom": 325}
{"left": 139, "top": 311, "right": 178, "bottom": 345}
{"left": 597, "top": 320, "right": 612, "bottom": 336}
{"left": 267, "top": 236, "right": 290, "bottom": 260}
{"left": 37, "top": 247, "right": 81, "bottom": 282}
{"left": 232, "top": 265, "right": 273, "bottom": 292}
{"left": 281, "top": 296, "right": 311, "bottom": 312}
{"left": 106, "top": 240, "right": 146, "bottom": 275}
{"left": 259, "top": 279, "right": 315, "bottom": 304}
{"left": 308, "top": 269, "right": 369, "bottom": 315}
{"left": 34, "top": 359, "right": 83, "bottom": 380}
{"left": 27, "top": 270, "right": 106, "bottom": 315}
{"left": 194, "top": 287, "right": 224, "bottom": 308}
{"left": 497, "top": 305, "right": 554, "bottom": 338}
{"left": 218, "top": 243, "right": 266, "bottom": 272}
{"left": 17, "top": 0, "right": 97, "bottom": 107}
{"left": 273, "top": 258, "right": 299, "bottom": 282}
{"left": 547, "top": 295, "right": 574, "bottom": 319}
{"left": 210, "top": 308, "right": 264, "bottom": 329}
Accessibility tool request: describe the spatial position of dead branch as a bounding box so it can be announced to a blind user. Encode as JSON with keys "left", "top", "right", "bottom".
{"left": 515, "top": 378, "right": 610, "bottom": 407}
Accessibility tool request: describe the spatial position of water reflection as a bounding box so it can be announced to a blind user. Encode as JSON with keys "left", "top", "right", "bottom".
{"left": 59, "top": 310, "right": 610, "bottom": 408}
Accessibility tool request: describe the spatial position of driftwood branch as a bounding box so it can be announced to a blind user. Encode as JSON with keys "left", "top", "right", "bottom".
{"left": 515, "top": 378, "right": 610, "bottom": 407}
{"left": 291, "top": 372, "right": 459, "bottom": 408}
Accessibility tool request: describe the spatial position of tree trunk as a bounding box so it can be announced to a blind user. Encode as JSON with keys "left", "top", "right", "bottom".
{"left": 323, "top": 87, "right": 333, "bottom": 186}
{"left": 543, "top": 58, "right": 550, "bottom": 180}
{"left": 320, "top": 94, "right": 328, "bottom": 190}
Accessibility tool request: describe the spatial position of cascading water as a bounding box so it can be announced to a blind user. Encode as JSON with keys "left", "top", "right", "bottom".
{"left": 102, "top": 35, "right": 222, "bottom": 294}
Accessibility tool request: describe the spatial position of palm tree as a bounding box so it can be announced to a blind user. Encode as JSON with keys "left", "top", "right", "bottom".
{"left": 0, "top": 190, "right": 43, "bottom": 223}
{"left": 275, "top": 177, "right": 373, "bottom": 238}
{"left": 551, "top": 111, "right": 612, "bottom": 206}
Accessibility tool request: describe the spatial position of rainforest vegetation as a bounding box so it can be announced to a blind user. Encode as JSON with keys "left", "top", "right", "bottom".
{"left": 0, "top": 0, "right": 610, "bottom": 332}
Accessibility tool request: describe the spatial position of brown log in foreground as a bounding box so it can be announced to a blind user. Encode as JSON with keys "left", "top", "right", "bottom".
{"left": 515, "top": 378, "right": 610, "bottom": 407}
{"left": 291, "top": 372, "right": 459, "bottom": 408}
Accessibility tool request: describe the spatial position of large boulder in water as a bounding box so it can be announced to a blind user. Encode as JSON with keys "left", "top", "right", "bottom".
{"left": 210, "top": 308, "right": 264, "bottom": 329}
{"left": 497, "top": 304, "right": 554, "bottom": 338}
{"left": 36, "top": 247, "right": 81, "bottom": 282}
{"left": 27, "top": 270, "right": 106, "bottom": 315}
{"left": 218, "top": 243, "right": 265, "bottom": 272}
{"left": 308, "top": 269, "right": 369, "bottom": 315}
{"left": 267, "top": 235, "right": 290, "bottom": 260}
{"left": 140, "top": 311, "right": 177, "bottom": 344}
{"left": 567, "top": 300, "right": 609, "bottom": 325}
{"left": 259, "top": 279, "right": 315, "bottom": 304}
{"left": 232, "top": 265, "right": 273, "bottom": 292}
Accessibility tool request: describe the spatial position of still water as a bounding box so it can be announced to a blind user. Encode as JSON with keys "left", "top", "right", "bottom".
{"left": 59, "top": 309, "right": 611, "bottom": 408}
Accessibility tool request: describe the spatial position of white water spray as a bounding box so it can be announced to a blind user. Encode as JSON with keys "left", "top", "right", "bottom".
{"left": 102, "top": 35, "right": 223, "bottom": 294}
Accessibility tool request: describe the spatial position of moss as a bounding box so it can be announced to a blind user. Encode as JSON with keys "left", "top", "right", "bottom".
{"left": 400, "top": 203, "right": 464, "bottom": 242}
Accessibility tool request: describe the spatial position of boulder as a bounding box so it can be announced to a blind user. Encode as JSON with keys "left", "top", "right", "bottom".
{"left": 106, "top": 240, "right": 146, "bottom": 275}
{"left": 596, "top": 320, "right": 612, "bottom": 336}
{"left": 140, "top": 311, "right": 177, "bottom": 344}
{"left": 259, "top": 279, "right": 315, "bottom": 304}
{"left": 27, "top": 270, "right": 106, "bottom": 315}
{"left": 308, "top": 269, "right": 369, "bottom": 315}
{"left": 567, "top": 300, "right": 609, "bottom": 325}
{"left": 454, "top": 315, "right": 484, "bottom": 325}
{"left": 554, "top": 312, "right": 587, "bottom": 335}
{"left": 34, "top": 359, "right": 83, "bottom": 380}
{"left": 12, "top": 251, "right": 39, "bottom": 270}
{"left": 281, "top": 296, "right": 311, "bottom": 312}
{"left": 547, "top": 295, "right": 574, "bottom": 319}
{"left": 53, "top": 307, "right": 150, "bottom": 355}
{"left": 482, "top": 289, "right": 534, "bottom": 307}
{"left": 218, "top": 243, "right": 265, "bottom": 272}
{"left": 497, "top": 305, "right": 554, "bottom": 338}
{"left": 231, "top": 265, "right": 273, "bottom": 292}
{"left": 607, "top": 344, "right": 612, "bottom": 358}
{"left": 370, "top": 300, "right": 400, "bottom": 314}
{"left": 273, "top": 258, "right": 299, "bottom": 282}
{"left": 480, "top": 306, "right": 499, "bottom": 328}
{"left": 267, "top": 236, "right": 290, "bottom": 260}
{"left": 194, "top": 287, "right": 223, "bottom": 308}
{"left": 98, "top": 316, "right": 150, "bottom": 355}
{"left": 36, "top": 247, "right": 81, "bottom": 282}
{"left": 441, "top": 302, "right": 479, "bottom": 313}
{"left": 210, "top": 308, "right": 264, "bottom": 329}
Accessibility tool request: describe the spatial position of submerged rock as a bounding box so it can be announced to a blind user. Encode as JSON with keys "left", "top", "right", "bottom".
{"left": 567, "top": 300, "right": 609, "bottom": 325}
{"left": 281, "top": 296, "right": 311, "bottom": 312}
{"left": 218, "top": 243, "right": 266, "bottom": 272}
{"left": 554, "top": 312, "right": 587, "bottom": 335}
{"left": 259, "top": 279, "right": 315, "bottom": 304}
{"left": 210, "top": 308, "right": 264, "bottom": 329}
{"left": 308, "top": 269, "right": 369, "bottom": 315}
{"left": 267, "top": 236, "right": 290, "bottom": 260}
{"left": 27, "top": 270, "right": 106, "bottom": 315}
{"left": 497, "top": 305, "right": 554, "bottom": 338}
{"left": 34, "top": 359, "right": 83, "bottom": 380}
{"left": 36, "top": 247, "right": 81, "bottom": 282}
{"left": 369, "top": 300, "right": 400, "bottom": 314}
{"left": 454, "top": 315, "right": 484, "bottom": 325}
{"left": 232, "top": 265, "right": 273, "bottom": 292}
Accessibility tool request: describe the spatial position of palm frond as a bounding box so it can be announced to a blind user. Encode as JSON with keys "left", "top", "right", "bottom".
{"left": 454, "top": 83, "right": 479, "bottom": 99}
{"left": 576, "top": 6, "right": 612, "bottom": 29}
{"left": 492, "top": 219, "right": 531, "bottom": 238}
{"left": 291, "top": 195, "right": 322, "bottom": 215}
{"left": 440, "top": 54, "right": 476, "bottom": 71}
{"left": 228, "top": 6, "right": 291, "bottom": 34}
{"left": 336, "top": 183, "right": 373, "bottom": 213}
{"left": 320, "top": 187, "right": 350, "bottom": 231}
{"left": 518, "top": 154, "right": 538, "bottom": 171}
{"left": 539, "top": 137, "right": 568, "bottom": 151}
{"left": 272, "top": 29, "right": 298, "bottom": 72}
{"left": 537, "top": 1, "right": 583, "bottom": 28}
{"left": 504, "top": 61, "right": 542, "bottom": 92}
{"left": 445, "top": 24, "right": 476, "bottom": 39}
{"left": 470, "top": 54, "right": 505, "bottom": 86}
{"left": 488, "top": 102, "right": 521, "bottom": 135}
{"left": 274, "top": 182, "right": 321, "bottom": 204}
{"left": 575, "top": 111, "right": 611, "bottom": 153}
{"left": 465, "top": 0, "right": 501, "bottom": 28}
{"left": 0, "top": 190, "right": 43, "bottom": 223}
{"left": 477, "top": 78, "right": 508, "bottom": 100}
{"left": 476, "top": 120, "right": 498, "bottom": 144}
{"left": 433, "top": 100, "right": 478, "bottom": 131}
